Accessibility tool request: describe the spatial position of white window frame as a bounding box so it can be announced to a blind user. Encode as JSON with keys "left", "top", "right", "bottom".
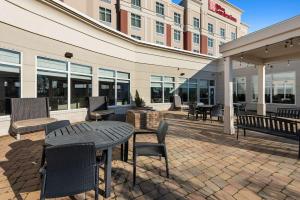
{"left": 36, "top": 56, "right": 93, "bottom": 111}
{"left": 156, "top": 2, "right": 164, "bottom": 16}
{"left": 208, "top": 38, "right": 214, "bottom": 48}
{"left": 131, "top": 13, "right": 141, "bottom": 28}
{"left": 99, "top": 7, "right": 112, "bottom": 24}
{"left": 156, "top": 21, "right": 164, "bottom": 35}
{"left": 231, "top": 32, "right": 236, "bottom": 40}
{"left": 193, "top": 33, "right": 200, "bottom": 44}
{"left": 220, "top": 28, "right": 225, "bottom": 39}
{"left": 131, "top": 0, "right": 141, "bottom": 8}
{"left": 208, "top": 23, "right": 214, "bottom": 34}
{"left": 174, "top": 12, "right": 181, "bottom": 25}
{"left": 98, "top": 68, "right": 131, "bottom": 106}
{"left": 150, "top": 76, "right": 175, "bottom": 104}
{"left": 0, "top": 48, "right": 22, "bottom": 117}
{"left": 174, "top": 30, "right": 181, "bottom": 41}
{"left": 193, "top": 17, "right": 200, "bottom": 29}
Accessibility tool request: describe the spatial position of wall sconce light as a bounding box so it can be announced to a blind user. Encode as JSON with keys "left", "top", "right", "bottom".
{"left": 265, "top": 46, "right": 269, "bottom": 54}
{"left": 65, "top": 52, "right": 73, "bottom": 59}
{"left": 180, "top": 73, "right": 185, "bottom": 76}
{"left": 290, "top": 39, "right": 294, "bottom": 47}
{"left": 288, "top": 60, "right": 290, "bottom": 66}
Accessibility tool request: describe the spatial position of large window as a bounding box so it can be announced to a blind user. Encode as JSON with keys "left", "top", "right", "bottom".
{"left": 99, "top": 7, "right": 111, "bottom": 23}
{"left": 0, "top": 48, "right": 21, "bottom": 116}
{"left": 131, "top": 13, "right": 141, "bottom": 28}
{"left": 252, "top": 72, "right": 295, "bottom": 104}
{"left": 193, "top": 18, "right": 200, "bottom": 29}
{"left": 208, "top": 23, "right": 214, "bottom": 34}
{"left": 70, "top": 63, "right": 92, "bottom": 109}
{"left": 174, "top": 30, "right": 181, "bottom": 41}
{"left": 178, "top": 78, "right": 198, "bottom": 103}
{"left": 131, "top": 0, "right": 141, "bottom": 7}
{"left": 156, "top": 21, "right": 164, "bottom": 34}
{"left": 193, "top": 33, "right": 200, "bottom": 44}
{"left": 98, "top": 69, "right": 130, "bottom": 106}
{"left": 174, "top": 13, "right": 181, "bottom": 25}
{"left": 37, "top": 57, "right": 68, "bottom": 111}
{"left": 156, "top": 2, "right": 164, "bottom": 16}
{"left": 151, "top": 76, "right": 175, "bottom": 103}
{"left": 233, "top": 77, "right": 246, "bottom": 102}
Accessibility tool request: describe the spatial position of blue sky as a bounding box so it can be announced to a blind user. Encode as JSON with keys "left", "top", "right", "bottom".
{"left": 172, "top": 0, "right": 300, "bottom": 32}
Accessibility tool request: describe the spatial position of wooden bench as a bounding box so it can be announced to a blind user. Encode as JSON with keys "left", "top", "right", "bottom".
{"left": 10, "top": 98, "right": 56, "bottom": 140}
{"left": 237, "top": 114, "right": 300, "bottom": 158}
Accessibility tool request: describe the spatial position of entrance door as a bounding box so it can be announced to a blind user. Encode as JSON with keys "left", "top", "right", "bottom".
{"left": 209, "top": 86, "right": 215, "bottom": 105}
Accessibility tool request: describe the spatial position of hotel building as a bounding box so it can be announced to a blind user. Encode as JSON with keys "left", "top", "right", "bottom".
{"left": 0, "top": 0, "right": 299, "bottom": 136}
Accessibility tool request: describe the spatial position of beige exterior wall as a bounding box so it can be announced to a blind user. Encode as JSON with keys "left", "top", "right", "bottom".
{"left": 0, "top": 0, "right": 217, "bottom": 136}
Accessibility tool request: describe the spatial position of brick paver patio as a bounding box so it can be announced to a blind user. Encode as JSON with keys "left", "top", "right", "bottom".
{"left": 0, "top": 112, "right": 300, "bottom": 200}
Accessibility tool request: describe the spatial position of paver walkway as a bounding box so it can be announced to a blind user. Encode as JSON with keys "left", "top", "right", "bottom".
{"left": 0, "top": 112, "right": 300, "bottom": 200}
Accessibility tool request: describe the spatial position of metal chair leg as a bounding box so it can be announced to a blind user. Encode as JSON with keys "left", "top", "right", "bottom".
{"left": 164, "top": 148, "right": 169, "bottom": 178}
{"left": 236, "top": 128, "right": 239, "bottom": 140}
{"left": 124, "top": 141, "right": 129, "bottom": 162}
{"left": 133, "top": 150, "right": 137, "bottom": 186}
{"left": 120, "top": 144, "right": 124, "bottom": 161}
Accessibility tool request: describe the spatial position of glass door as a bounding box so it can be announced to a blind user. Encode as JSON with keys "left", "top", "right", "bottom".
{"left": 209, "top": 86, "right": 215, "bottom": 105}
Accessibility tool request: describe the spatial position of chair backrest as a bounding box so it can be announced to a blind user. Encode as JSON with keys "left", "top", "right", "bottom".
{"left": 211, "top": 104, "right": 223, "bottom": 116}
{"left": 10, "top": 97, "right": 49, "bottom": 122}
{"left": 188, "top": 103, "right": 197, "bottom": 114}
{"left": 45, "top": 120, "right": 71, "bottom": 136}
{"left": 44, "top": 143, "right": 96, "bottom": 198}
{"left": 173, "top": 96, "right": 182, "bottom": 108}
{"left": 88, "top": 96, "right": 108, "bottom": 112}
{"left": 156, "top": 120, "right": 169, "bottom": 144}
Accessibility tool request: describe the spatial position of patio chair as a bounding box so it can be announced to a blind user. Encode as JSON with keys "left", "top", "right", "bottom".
{"left": 88, "top": 96, "right": 115, "bottom": 121}
{"left": 173, "top": 95, "right": 189, "bottom": 111}
{"left": 133, "top": 121, "right": 169, "bottom": 185}
{"left": 210, "top": 104, "right": 224, "bottom": 122}
{"left": 40, "top": 120, "right": 71, "bottom": 167}
{"left": 40, "top": 143, "right": 100, "bottom": 200}
{"left": 187, "top": 103, "right": 199, "bottom": 119}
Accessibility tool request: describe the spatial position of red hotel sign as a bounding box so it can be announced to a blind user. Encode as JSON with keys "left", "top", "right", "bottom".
{"left": 208, "top": 0, "right": 237, "bottom": 22}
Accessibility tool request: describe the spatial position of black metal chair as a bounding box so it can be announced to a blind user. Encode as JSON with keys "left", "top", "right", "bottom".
{"left": 40, "top": 120, "right": 71, "bottom": 168}
{"left": 187, "top": 103, "right": 199, "bottom": 119}
{"left": 40, "top": 143, "right": 100, "bottom": 200}
{"left": 133, "top": 121, "right": 169, "bottom": 185}
{"left": 210, "top": 104, "right": 224, "bottom": 122}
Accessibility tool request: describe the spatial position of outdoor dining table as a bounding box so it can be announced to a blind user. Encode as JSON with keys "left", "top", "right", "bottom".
{"left": 45, "top": 121, "right": 134, "bottom": 198}
{"left": 197, "top": 104, "right": 214, "bottom": 120}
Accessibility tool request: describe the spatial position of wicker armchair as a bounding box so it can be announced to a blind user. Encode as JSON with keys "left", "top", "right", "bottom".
{"left": 40, "top": 143, "right": 101, "bottom": 200}
{"left": 88, "top": 96, "right": 115, "bottom": 121}
{"left": 133, "top": 121, "right": 169, "bottom": 185}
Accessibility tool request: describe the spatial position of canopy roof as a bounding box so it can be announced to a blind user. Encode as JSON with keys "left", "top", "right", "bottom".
{"left": 220, "top": 15, "right": 300, "bottom": 65}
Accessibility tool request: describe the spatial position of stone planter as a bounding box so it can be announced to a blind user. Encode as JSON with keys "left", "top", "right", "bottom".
{"left": 126, "top": 109, "right": 162, "bottom": 129}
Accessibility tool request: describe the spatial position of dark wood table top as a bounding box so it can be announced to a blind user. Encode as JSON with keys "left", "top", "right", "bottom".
{"left": 45, "top": 121, "right": 134, "bottom": 150}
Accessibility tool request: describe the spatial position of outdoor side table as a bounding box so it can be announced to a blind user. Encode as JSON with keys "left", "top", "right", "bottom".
{"left": 45, "top": 121, "right": 134, "bottom": 198}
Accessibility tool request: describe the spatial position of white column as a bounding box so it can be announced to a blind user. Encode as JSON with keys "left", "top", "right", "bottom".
{"left": 257, "top": 65, "right": 266, "bottom": 115}
{"left": 92, "top": 66, "right": 98, "bottom": 97}
{"left": 224, "top": 57, "right": 235, "bottom": 134}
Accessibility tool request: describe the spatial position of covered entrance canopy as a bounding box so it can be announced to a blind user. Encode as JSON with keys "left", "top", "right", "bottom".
{"left": 219, "top": 15, "right": 300, "bottom": 134}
